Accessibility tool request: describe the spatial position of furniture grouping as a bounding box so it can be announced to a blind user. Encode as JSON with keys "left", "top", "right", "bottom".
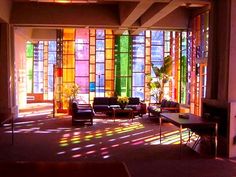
{"left": 71, "top": 97, "right": 180, "bottom": 125}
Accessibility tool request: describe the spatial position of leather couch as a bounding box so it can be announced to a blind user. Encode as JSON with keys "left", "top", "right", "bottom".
{"left": 147, "top": 99, "right": 180, "bottom": 118}
{"left": 93, "top": 97, "right": 145, "bottom": 116}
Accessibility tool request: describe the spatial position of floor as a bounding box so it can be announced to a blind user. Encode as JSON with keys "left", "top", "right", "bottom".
{"left": 1, "top": 109, "right": 236, "bottom": 177}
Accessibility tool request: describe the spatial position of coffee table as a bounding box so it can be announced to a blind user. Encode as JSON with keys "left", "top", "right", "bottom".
{"left": 112, "top": 108, "right": 134, "bottom": 122}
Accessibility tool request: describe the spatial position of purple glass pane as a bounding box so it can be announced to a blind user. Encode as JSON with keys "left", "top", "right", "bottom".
{"left": 76, "top": 61, "right": 89, "bottom": 76}
{"left": 75, "top": 77, "right": 89, "bottom": 94}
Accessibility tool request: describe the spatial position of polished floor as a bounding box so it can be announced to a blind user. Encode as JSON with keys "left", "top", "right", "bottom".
{"left": 1, "top": 113, "right": 236, "bottom": 177}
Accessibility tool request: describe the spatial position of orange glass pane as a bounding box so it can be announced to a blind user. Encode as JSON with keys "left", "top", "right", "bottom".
{"left": 106, "top": 50, "right": 113, "bottom": 59}
{"left": 146, "top": 47, "right": 150, "bottom": 55}
{"left": 90, "top": 55, "right": 95, "bottom": 64}
{"left": 106, "top": 29, "right": 113, "bottom": 35}
{"left": 90, "top": 37, "right": 95, "bottom": 46}
{"left": 145, "top": 66, "right": 151, "bottom": 73}
{"left": 106, "top": 70, "right": 114, "bottom": 79}
{"left": 63, "top": 55, "right": 75, "bottom": 68}
{"left": 106, "top": 60, "right": 114, "bottom": 69}
{"left": 63, "top": 41, "right": 75, "bottom": 54}
{"left": 146, "top": 55, "right": 151, "bottom": 64}
{"left": 90, "top": 29, "right": 96, "bottom": 36}
{"left": 90, "top": 65, "right": 95, "bottom": 73}
{"left": 90, "top": 46, "right": 95, "bottom": 55}
{"left": 146, "top": 38, "right": 150, "bottom": 46}
{"left": 63, "top": 29, "right": 75, "bottom": 40}
{"left": 63, "top": 69, "right": 75, "bottom": 82}
{"left": 105, "top": 91, "right": 114, "bottom": 97}
{"left": 105, "top": 80, "right": 114, "bottom": 90}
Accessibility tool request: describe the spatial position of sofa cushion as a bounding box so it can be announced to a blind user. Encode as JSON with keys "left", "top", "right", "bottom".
{"left": 170, "top": 101, "right": 177, "bottom": 107}
{"left": 165, "top": 100, "right": 171, "bottom": 107}
{"left": 161, "top": 99, "right": 167, "bottom": 107}
{"left": 128, "top": 97, "right": 140, "bottom": 105}
{"left": 109, "top": 97, "right": 118, "bottom": 105}
{"left": 93, "top": 97, "right": 109, "bottom": 105}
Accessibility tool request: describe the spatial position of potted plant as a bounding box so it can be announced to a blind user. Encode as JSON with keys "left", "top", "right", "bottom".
{"left": 63, "top": 83, "right": 80, "bottom": 114}
{"left": 117, "top": 96, "right": 129, "bottom": 109}
{"left": 147, "top": 55, "right": 172, "bottom": 103}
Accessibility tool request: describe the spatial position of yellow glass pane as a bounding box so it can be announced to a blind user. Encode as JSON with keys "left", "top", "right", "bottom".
{"left": 105, "top": 70, "right": 114, "bottom": 79}
{"left": 106, "top": 60, "right": 114, "bottom": 70}
{"left": 63, "top": 55, "right": 75, "bottom": 68}
{"left": 90, "top": 46, "right": 95, "bottom": 55}
{"left": 63, "top": 29, "right": 75, "bottom": 40}
{"left": 90, "top": 74, "right": 95, "bottom": 82}
{"left": 90, "top": 55, "right": 95, "bottom": 64}
{"left": 106, "top": 39, "right": 113, "bottom": 49}
{"left": 63, "top": 69, "right": 75, "bottom": 82}
{"left": 106, "top": 50, "right": 113, "bottom": 59}
{"left": 105, "top": 91, "right": 114, "bottom": 97}
{"left": 90, "top": 37, "right": 95, "bottom": 46}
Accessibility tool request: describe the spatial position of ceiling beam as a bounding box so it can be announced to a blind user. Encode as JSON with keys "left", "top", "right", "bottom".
{"left": 114, "top": 0, "right": 155, "bottom": 35}
{"left": 132, "top": 0, "right": 185, "bottom": 34}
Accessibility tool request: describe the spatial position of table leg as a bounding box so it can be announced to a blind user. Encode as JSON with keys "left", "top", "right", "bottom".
{"left": 113, "top": 109, "right": 115, "bottom": 122}
{"left": 159, "top": 117, "right": 162, "bottom": 144}
{"left": 179, "top": 125, "right": 182, "bottom": 156}
{"left": 215, "top": 123, "right": 218, "bottom": 158}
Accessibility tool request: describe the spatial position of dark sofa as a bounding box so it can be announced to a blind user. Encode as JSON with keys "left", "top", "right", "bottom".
{"left": 147, "top": 99, "right": 180, "bottom": 118}
{"left": 93, "top": 97, "right": 144, "bottom": 115}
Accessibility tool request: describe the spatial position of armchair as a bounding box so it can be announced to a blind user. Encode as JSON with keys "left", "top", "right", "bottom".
{"left": 72, "top": 102, "right": 94, "bottom": 125}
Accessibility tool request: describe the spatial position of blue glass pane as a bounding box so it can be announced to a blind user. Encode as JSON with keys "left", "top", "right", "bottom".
{"left": 96, "top": 40, "right": 104, "bottom": 51}
{"left": 133, "top": 36, "right": 144, "bottom": 43}
{"left": 96, "top": 52, "right": 104, "bottom": 62}
{"left": 151, "top": 46, "right": 163, "bottom": 61}
{"left": 132, "top": 87, "right": 144, "bottom": 100}
{"left": 132, "top": 73, "right": 144, "bottom": 86}
{"left": 48, "top": 52, "right": 56, "bottom": 63}
{"left": 133, "top": 44, "right": 145, "bottom": 58}
{"left": 96, "top": 74, "right": 104, "bottom": 87}
{"left": 48, "top": 64, "right": 54, "bottom": 76}
{"left": 90, "top": 82, "right": 95, "bottom": 92}
{"left": 48, "top": 41, "right": 56, "bottom": 51}
{"left": 133, "top": 59, "right": 144, "bottom": 72}
{"left": 38, "top": 51, "right": 44, "bottom": 61}
{"left": 152, "top": 31, "right": 163, "bottom": 45}
{"left": 96, "top": 30, "right": 105, "bottom": 39}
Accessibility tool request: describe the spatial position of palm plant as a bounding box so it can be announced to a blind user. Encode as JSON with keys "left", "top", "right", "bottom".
{"left": 147, "top": 55, "right": 172, "bottom": 103}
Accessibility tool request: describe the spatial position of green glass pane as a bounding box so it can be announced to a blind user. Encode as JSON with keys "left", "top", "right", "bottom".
{"left": 26, "top": 43, "right": 33, "bottom": 58}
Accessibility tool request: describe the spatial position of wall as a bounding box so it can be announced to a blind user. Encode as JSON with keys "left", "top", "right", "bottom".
{"left": 0, "top": 0, "right": 12, "bottom": 23}
{"left": 14, "top": 29, "right": 28, "bottom": 109}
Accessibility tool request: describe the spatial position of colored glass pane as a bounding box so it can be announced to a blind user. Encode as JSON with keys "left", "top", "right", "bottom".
{"left": 90, "top": 46, "right": 95, "bottom": 55}
{"left": 106, "top": 60, "right": 113, "bottom": 69}
{"left": 105, "top": 80, "right": 114, "bottom": 90}
{"left": 90, "top": 74, "right": 95, "bottom": 82}
{"left": 106, "top": 50, "right": 113, "bottom": 59}
{"left": 63, "top": 29, "right": 75, "bottom": 40}
{"left": 26, "top": 43, "right": 34, "bottom": 57}
{"left": 133, "top": 59, "right": 144, "bottom": 72}
{"left": 76, "top": 77, "right": 89, "bottom": 94}
{"left": 106, "top": 40, "right": 113, "bottom": 49}
{"left": 63, "top": 55, "right": 75, "bottom": 68}
{"left": 96, "top": 52, "right": 104, "bottom": 62}
{"left": 105, "top": 70, "right": 113, "bottom": 79}
{"left": 96, "top": 40, "right": 104, "bottom": 50}
{"left": 152, "top": 31, "right": 163, "bottom": 45}
{"left": 63, "top": 69, "right": 75, "bottom": 82}
{"left": 76, "top": 61, "right": 89, "bottom": 76}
